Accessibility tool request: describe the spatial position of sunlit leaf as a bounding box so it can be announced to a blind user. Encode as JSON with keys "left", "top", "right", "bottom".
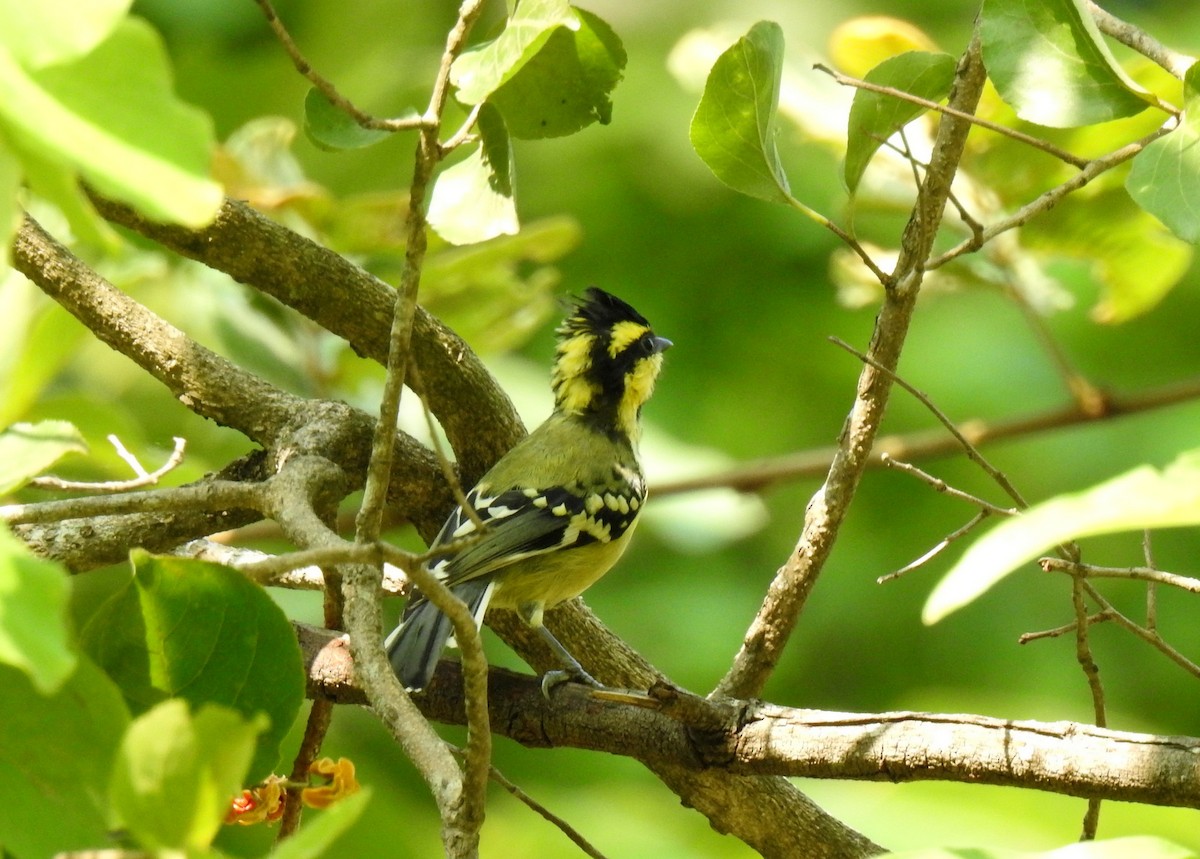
{"left": 924, "top": 450, "right": 1200, "bottom": 624}
{"left": 489, "top": 8, "right": 626, "bottom": 139}
{"left": 0, "top": 19, "right": 221, "bottom": 228}
{"left": 828, "top": 17, "right": 938, "bottom": 78}
{"left": 110, "top": 700, "right": 265, "bottom": 851}
{"left": 0, "top": 0, "right": 131, "bottom": 68}
{"left": 1127, "top": 64, "right": 1200, "bottom": 244}
{"left": 303, "top": 88, "right": 410, "bottom": 151}
{"left": 0, "top": 659, "right": 129, "bottom": 858}
{"left": 82, "top": 551, "right": 305, "bottom": 779}
{"left": 0, "top": 525, "right": 75, "bottom": 693}
{"left": 0, "top": 419, "right": 87, "bottom": 494}
{"left": 1023, "top": 187, "right": 1192, "bottom": 321}
{"left": 690, "top": 20, "right": 791, "bottom": 204}
{"left": 844, "top": 51, "right": 956, "bottom": 192}
{"left": 980, "top": 0, "right": 1152, "bottom": 127}
{"left": 428, "top": 103, "right": 518, "bottom": 245}
{"left": 451, "top": 0, "right": 575, "bottom": 105}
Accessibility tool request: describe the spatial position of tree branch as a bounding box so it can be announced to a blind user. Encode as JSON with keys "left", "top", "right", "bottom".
{"left": 88, "top": 192, "right": 525, "bottom": 492}
{"left": 714, "top": 31, "right": 988, "bottom": 700}
{"left": 297, "top": 625, "right": 1200, "bottom": 812}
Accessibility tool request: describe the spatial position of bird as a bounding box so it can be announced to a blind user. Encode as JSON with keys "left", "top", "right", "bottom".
{"left": 385, "top": 287, "right": 671, "bottom": 691}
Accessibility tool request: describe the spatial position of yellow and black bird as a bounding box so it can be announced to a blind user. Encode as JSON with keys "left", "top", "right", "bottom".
{"left": 386, "top": 288, "right": 671, "bottom": 691}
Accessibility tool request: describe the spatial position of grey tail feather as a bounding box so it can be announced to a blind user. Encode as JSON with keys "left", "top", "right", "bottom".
{"left": 385, "top": 579, "right": 493, "bottom": 691}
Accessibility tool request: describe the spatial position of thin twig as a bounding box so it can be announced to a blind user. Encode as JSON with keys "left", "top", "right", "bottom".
{"left": 881, "top": 454, "right": 1017, "bottom": 516}
{"left": 252, "top": 0, "right": 426, "bottom": 132}
{"left": 31, "top": 436, "right": 187, "bottom": 492}
{"left": 1041, "top": 558, "right": 1200, "bottom": 595}
{"left": 1018, "top": 612, "right": 1112, "bottom": 645}
{"left": 1087, "top": 1, "right": 1195, "bottom": 80}
{"left": 814, "top": 63, "right": 1092, "bottom": 168}
{"left": 446, "top": 744, "right": 611, "bottom": 859}
{"left": 829, "top": 336, "right": 1028, "bottom": 509}
{"left": 878, "top": 509, "right": 991, "bottom": 583}
{"left": 277, "top": 698, "right": 335, "bottom": 838}
{"left": 926, "top": 123, "right": 1176, "bottom": 270}
{"left": 656, "top": 373, "right": 1200, "bottom": 496}
{"left": 1082, "top": 581, "right": 1200, "bottom": 680}
{"left": 1, "top": 478, "right": 261, "bottom": 526}
{"left": 784, "top": 194, "right": 890, "bottom": 285}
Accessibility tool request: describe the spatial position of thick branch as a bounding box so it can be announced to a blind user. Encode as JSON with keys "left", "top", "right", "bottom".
{"left": 13, "top": 215, "right": 300, "bottom": 446}
{"left": 298, "top": 625, "right": 1200, "bottom": 812}
{"left": 90, "top": 193, "right": 525, "bottom": 488}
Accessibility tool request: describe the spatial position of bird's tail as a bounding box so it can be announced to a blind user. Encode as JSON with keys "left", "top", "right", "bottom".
{"left": 385, "top": 578, "right": 494, "bottom": 691}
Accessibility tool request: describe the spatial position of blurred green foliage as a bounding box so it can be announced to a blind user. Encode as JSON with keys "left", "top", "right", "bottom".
{"left": 5, "top": 0, "right": 1200, "bottom": 854}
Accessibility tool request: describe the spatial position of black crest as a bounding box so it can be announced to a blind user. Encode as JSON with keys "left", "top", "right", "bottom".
{"left": 558, "top": 287, "right": 650, "bottom": 340}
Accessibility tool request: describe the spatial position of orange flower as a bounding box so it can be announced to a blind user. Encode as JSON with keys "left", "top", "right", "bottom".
{"left": 224, "top": 775, "right": 288, "bottom": 826}
{"left": 302, "top": 757, "right": 360, "bottom": 809}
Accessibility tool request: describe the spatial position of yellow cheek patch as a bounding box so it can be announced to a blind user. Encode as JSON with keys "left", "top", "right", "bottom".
{"left": 616, "top": 353, "right": 663, "bottom": 438}
{"left": 607, "top": 320, "right": 650, "bottom": 358}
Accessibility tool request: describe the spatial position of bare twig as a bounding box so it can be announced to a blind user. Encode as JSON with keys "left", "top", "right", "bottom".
{"left": 656, "top": 373, "right": 1200, "bottom": 497}
{"left": 31, "top": 436, "right": 187, "bottom": 492}
{"left": 252, "top": 0, "right": 427, "bottom": 132}
{"left": 829, "top": 336, "right": 1028, "bottom": 509}
{"left": 926, "top": 124, "right": 1176, "bottom": 270}
{"left": 446, "top": 745, "right": 611, "bottom": 859}
{"left": 878, "top": 510, "right": 991, "bottom": 583}
{"left": 277, "top": 697, "right": 335, "bottom": 838}
{"left": 1087, "top": 1, "right": 1195, "bottom": 80}
{"left": 1042, "top": 558, "right": 1200, "bottom": 596}
{"left": 881, "top": 454, "right": 1017, "bottom": 516}
{"left": 814, "top": 63, "right": 1092, "bottom": 168}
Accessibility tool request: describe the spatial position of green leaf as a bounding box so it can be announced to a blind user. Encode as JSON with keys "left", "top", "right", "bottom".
{"left": 270, "top": 789, "right": 372, "bottom": 859}
{"left": 980, "top": 0, "right": 1152, "bottom": 127}
{"left": 0, "top": 0, "right": 131, "bottom": 68}
{"left": 844, "top": 51, "right": 956, "bottom": 192}
{"left": 428, "top": 104, "right": 518, "bottom": 245}
{"left": 0, "top": 658, "right": 130, "bottom": 858}
{"left": 1127, "top": 64, "right": 1200, "bottom": 244}
{"left": 110, "top": 699, "right": 265, "bottom": 851}
{"left": 924, "top": 450, "right": 1200, "bottom": 623}
{"left": 450, "top": 0, "right": 575, "bottom": 105}
{"left": 489, "top": 8, "right": 626, "bottom": 139}
{"left": 690, "top": 21, "right": 792, "bottom": 204}
{"left": 302, "top": 87, "right": 411, "bottom": 151}
{"left": 1022, "top": 187, "right": 1192, "bottom": 321}
{"left": 0, "top": 18, "right": 221, "bottom": 228}
{"left": 0, "top": 525, "right": 76, "bottom": 694}
{"left": 0, "top": 274, "right": 89, "bottom": 425}
{"left": 81, "top": 551, "right": 306, "bottom": 779}
{"left": 0, "top": 419, "right": 87, "bottom": 494}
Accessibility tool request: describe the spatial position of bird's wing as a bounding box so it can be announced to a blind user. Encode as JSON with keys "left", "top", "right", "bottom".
{"left": 427, "top": 483, "right": 637, "bottom": 588}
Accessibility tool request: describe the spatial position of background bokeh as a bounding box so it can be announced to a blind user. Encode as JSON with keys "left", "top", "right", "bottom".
{"left": 32, "top": 0, "right": 1200, "bottom": 854}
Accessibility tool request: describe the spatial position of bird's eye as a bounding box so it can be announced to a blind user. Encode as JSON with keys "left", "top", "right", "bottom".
{"left": 640, "top": 335, "right": 657, "bottom": 355}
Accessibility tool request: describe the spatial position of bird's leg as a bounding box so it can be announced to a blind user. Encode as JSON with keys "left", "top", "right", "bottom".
{"left": 519, "top": 601, "right": 602, "bottom": 695}
{"left": 536, "top": 625, "right": 602, "bottom": 695}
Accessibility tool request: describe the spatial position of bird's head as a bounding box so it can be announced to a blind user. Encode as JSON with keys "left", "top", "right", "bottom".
{"left": 551, "top": 287, "right": 671, "bottom": 440}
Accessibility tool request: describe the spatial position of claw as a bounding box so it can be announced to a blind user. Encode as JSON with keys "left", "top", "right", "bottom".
{"left": 540, "top": 666, "right": 602, "bottom": 698}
